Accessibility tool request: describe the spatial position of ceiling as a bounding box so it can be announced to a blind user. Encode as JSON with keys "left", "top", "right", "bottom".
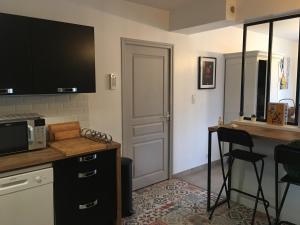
{"left": 124, "top": 0, "right": 195, "bottom": 10}
{"left": 248, "top": 18, "right": 300, "bottom": 41}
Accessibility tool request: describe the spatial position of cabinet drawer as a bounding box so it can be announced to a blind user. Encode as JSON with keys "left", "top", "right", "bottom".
{"left": 55, "top": 150, "right": 116, "bottom": 171}
{"left": 55, "top": 153, "right": 100, "bottom": 171}
{"left": 58, "top": 192, "right": 116, "bottom": 225}
{"left": 54, "top": 150, "right": 116, "bottom": 190}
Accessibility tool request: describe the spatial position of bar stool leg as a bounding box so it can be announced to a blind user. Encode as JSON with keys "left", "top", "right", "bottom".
{"left": 276, "top": 183, "right": 290, "bottom": 224}
{"left": 252, "top": 160, "right": 271, "bottom": 225}
{"left": 275, "top": 161, "right": 279, "bottom": 225}
{"left": 218, "top": 142, "right": 231, "bottom": 209}
{"left": 251, "top": 164, "right": 261, "bottom": 225}
{"left": 209, "top": 158, "right": 235, "bottom": 220}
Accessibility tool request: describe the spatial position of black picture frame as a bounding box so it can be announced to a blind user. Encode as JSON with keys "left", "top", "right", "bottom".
{"left": 198, "top": 57, "right": 217, "bottom": 89}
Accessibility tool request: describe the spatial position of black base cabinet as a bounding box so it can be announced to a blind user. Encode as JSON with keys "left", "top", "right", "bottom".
{"left": 54, "top": 150, "right": 117, "bottom": 225}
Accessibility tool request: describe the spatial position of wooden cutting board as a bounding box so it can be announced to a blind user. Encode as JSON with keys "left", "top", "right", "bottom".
{"left": 48, "top": 121, "right": 81, "bottom": 141}
{"left": 49, "top": 137, "right": 108, "bottom": 156}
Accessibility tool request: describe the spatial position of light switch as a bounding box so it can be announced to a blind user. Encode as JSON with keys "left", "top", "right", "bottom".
{"left": 109, "top": 73, "right": 117, "bottom": 90}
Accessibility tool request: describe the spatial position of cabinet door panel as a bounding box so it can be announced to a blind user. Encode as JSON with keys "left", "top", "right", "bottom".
{"left": 0, "top": 13, "right": 32, "bottom": 94}
{"left": 31, "top": 19, "right": 95, "bottom": 94}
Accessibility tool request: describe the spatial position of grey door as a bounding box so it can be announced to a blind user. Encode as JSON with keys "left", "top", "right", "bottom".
{"left": 122, "top": 39, "right": 171, "bottom": 190}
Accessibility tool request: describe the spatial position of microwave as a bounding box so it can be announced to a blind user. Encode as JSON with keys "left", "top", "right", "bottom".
{"left": 0, "top": 114, "right": 46, "bottom": 156}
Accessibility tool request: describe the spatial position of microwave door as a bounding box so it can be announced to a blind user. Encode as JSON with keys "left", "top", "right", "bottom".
{"left": 0, "top": 121, "right": 28, "bottom": 155}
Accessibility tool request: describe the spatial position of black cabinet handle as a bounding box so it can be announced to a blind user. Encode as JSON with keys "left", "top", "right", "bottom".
{"left": 57, "top": 87, "right": 77, "bottom": 93}
{"left": 79, "top": 154, "right": 97, "bottom": 162}
{"left": 0, "top": 88, "right": 14, "bottom": 94}
{"left": 78, "top": 199, "right": 98, "bottom": 210}
{"left": 78, "top": 169, "right": 97, "bottom": 178}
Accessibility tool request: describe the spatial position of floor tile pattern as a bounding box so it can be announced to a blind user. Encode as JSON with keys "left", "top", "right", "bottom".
{"left": 123, "top": 179, "right": 270, "bottom": 225}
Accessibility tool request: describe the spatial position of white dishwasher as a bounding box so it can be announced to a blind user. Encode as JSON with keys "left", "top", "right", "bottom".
{"left": 0, "top": 164, "right": 54, "bottom": 225}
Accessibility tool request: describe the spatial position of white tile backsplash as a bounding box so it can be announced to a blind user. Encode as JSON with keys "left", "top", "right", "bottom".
{"left": 0, "top": 94, "right": 90, "bottom": 128}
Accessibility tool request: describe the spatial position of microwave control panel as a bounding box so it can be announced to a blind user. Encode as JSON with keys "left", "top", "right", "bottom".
{"left": 28, "top": 119, "right": 46, "bottom": 150}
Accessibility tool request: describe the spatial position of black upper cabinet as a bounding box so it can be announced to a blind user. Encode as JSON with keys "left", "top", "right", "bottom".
{"left": 31, "top": 19, "right": 96, "bottom": 94}
{"left": 0, "top": 12, "right": 95, "bottom": 95}
{"left": 0, "top": 13, "right": 33, "bottom": 95}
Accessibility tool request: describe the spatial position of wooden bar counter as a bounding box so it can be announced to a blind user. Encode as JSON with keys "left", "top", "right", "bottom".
{"left": 209, "top": 120, "right": 300, "bottom": 142}
{"left": 207, "top": 120, "right": 300, "bottom": 223}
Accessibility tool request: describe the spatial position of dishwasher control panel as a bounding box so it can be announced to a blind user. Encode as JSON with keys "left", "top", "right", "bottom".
{"left": 0, "top": 167, "right": 53, "bottom": 196}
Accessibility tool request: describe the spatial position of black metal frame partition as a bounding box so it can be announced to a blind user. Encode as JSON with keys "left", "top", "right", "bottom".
{"left": 240, "top": 14, "right": 300, "bottom": 125}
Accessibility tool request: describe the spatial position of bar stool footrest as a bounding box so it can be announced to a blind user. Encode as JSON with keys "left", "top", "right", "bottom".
{"left": 231, "top": 188, "right": 270, "bottom": 208}
{"left": 278, "top": 221, "right": 296, "bottom": 225}
{"left": 208, "top": 199, "right": 228, "bottom": 212}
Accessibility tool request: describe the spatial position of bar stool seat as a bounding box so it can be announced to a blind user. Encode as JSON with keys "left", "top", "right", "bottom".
{"left": 224, "top": 149, "right": 266, "bottom": 162}
{"left": 281, "top": 175, "right": 300, "bottom": 185}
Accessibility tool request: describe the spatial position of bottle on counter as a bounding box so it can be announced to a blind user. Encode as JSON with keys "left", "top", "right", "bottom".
{"left": 251, "top": 114, "right": 257, "bottom": 122}
{"left": 218, "top": 116, "right": 224, "bottom": 126}
{"left": 239, "top": 112, "right": 244, "bottom": 121}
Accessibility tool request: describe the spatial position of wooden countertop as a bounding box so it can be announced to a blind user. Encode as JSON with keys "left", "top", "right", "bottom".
{"left": 49, "top": 137, "right": 121, "bottom": 157}
{"left": 0, "top": 138, "right": 121, "bottom": 173}
{"left": 209, "top": 122, "right": 300, "bottom": 142}
{"left": 0, "top": 148, "right": 64, "bottom": 173}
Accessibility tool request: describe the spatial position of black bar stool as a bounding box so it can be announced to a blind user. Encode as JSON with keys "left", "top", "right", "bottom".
{"left": 274, "top": 144, "right": 300, "bottom": 225}
{"left": 209, "top": 127, "right": 271, "bottom": 225}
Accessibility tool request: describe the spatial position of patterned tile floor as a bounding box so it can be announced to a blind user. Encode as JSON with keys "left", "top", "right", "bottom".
{"left": 123, "top": 179, "right": 271, "bottom": 225}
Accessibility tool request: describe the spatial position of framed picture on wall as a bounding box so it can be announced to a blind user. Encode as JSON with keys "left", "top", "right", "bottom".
{"left": 198, "top": 57, "right": 216, "bottom": 89}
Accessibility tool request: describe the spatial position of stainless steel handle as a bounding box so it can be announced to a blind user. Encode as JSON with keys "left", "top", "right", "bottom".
{"left": 78, "top": 199, "right": 98, "bottom": 210}
{"left": 57, "top": 87, "right": 77, "bottom": 93}
{"left": 27, "top": 125, "right": 34, "bottom": 143}
{"left": 0, "top": 88, "right": 14, "bottom": 94}
{"left": 161, "top": 112, "right": 171, "bottom": 121}
{"left": 78, "top": 169, "right": 97, "bottom": 178}
{"left": 79, "top": 154, "right": 97, "bottom": 162}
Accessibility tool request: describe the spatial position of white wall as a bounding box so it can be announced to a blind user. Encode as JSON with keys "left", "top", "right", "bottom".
{"left": 0, "top": 0, "right": 248, "bottom": 174}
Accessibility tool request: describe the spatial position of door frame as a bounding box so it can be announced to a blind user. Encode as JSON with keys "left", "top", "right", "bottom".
{"left": 121, "top": 38, "right": 174, "bottom": 179}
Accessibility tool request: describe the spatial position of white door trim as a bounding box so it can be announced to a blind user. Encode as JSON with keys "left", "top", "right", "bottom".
{"left": 121, "top": 38, "right": 174, "bottom": 179}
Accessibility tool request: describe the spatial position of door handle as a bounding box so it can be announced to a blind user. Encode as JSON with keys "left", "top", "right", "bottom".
{"left": 79, "top": 154, "right": 97, "bottom": 162}
{"left": 161, "top": 112, "right": 171, "bottom": 121}
{"left": 0, "top": 179, "right": 28, "bottom": 191}
{"left": 78, "top": 199, "right": 98, "bottom": 210}
{"left": 27, "top": 125, "right": 34, "bottom": 143}
{"left": 78, "top": 169, "right": 97, "bottom": 178}
{"left": 57, "top": 87, "right": 77, "bottom": 93}
{"left": 0, "top": 88, "right": 14, "bottom": 95}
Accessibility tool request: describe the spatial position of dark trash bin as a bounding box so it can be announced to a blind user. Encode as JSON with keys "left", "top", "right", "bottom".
{"left": 121, "top": 157, "right": 134, "bottom": 217}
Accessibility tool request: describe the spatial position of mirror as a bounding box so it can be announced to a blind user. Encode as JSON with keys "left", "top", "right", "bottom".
{"left": 243, "top": 23, "right": 270, "bottom": 120}
{"left": 241, "top": 15, "right": 300, "bottom": 124}
{"left": 271, "top": 18, "right": 299, "bottom": 123}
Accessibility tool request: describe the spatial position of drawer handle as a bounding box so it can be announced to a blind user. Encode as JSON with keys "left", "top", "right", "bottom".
{"left": 78, "top": 169, "right": 97, "bottom": 178}
{"left": 79, "top": 154, "right": 97, "bottom": 162}
{"left": 57, "top": 87, "right": 77, "bottom": 93}
{"left": 79, "top": 199, "right": 98, "bottom": 210}
{"left": 0, "top": 88, "right": 13, "bottom": 94}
